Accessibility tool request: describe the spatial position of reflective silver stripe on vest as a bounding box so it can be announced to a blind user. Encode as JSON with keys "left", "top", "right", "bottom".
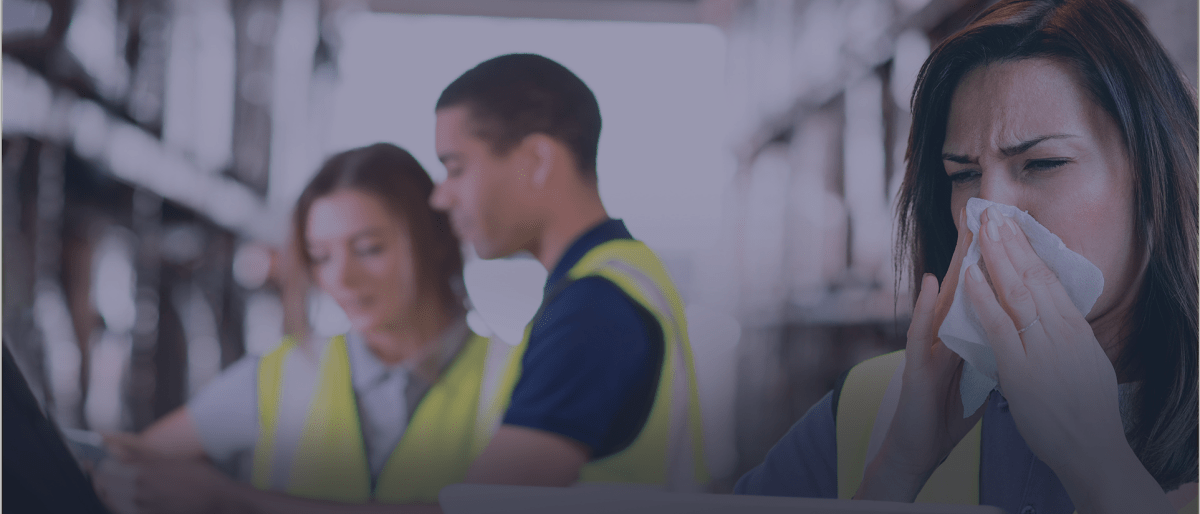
{"left": 267, "top": 339, "right": 323, "bottom": 491}
{"left": 598, "top": 259, "right": 699, "bottom": 491}
{"left": 475, "top": 337, "right": 516, "bottom": 443}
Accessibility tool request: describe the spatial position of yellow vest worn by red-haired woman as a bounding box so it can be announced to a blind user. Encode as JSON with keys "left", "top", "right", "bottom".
{"left": 250, "top": 239, "right": 709, "bottom": 503}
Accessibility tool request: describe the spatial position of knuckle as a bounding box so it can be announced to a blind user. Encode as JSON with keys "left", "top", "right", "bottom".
{"left": 1023, "top": 265, "right": 1057, "bottom": 284}
{"left": 980, "top": 314, "right": 1013, "bottom": 336}
{"left": 1003, "top": 284, "right": 1032, "bottom": 305}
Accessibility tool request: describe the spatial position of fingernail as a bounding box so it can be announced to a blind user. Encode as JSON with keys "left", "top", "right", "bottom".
{"left": 985, "top": 207, "right": 1001, "bottom": 241}
{"left": 968, "top": 263, "right": 983, "bottom": 282}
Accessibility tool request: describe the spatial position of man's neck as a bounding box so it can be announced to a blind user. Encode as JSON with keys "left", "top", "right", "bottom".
{"left": 530, "top": 188, "right": 608, "bottom": 272}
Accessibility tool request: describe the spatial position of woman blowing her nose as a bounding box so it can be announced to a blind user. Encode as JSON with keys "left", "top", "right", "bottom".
{"left": 735, "top": 0, "right": 1197, "bottom": 512}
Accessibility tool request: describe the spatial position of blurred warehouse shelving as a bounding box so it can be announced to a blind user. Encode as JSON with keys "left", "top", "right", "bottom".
{"left": 3, "top": 0, "right": 345, "bottom": 432}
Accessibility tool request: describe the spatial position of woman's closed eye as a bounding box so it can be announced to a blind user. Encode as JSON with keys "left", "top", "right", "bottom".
{"left": 1024, "top": 158, "right": 1071, "bottom": 173}
{"left": 948, "top": 168, "right": 981, "bottom": 184}
{"left": 309, "top": 252, "right": 331, "bottom": 265}
{"left": 947, "top": 158, "right": 1071, "bottom": 184}
{"left": 353, "top": 242, "right": 384, "bottom": 257}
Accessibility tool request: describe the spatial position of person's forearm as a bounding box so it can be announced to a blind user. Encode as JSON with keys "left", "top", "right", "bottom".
{"left": 1054, "top": 440, "right": 1173, "bottom": 514}
{"left": 852, "top": 440, "right": 931, "bottom": 502}
{"left": 138, "top": 407, "right": 206, "bottom": 459}
{"left": 220, "top": 482, "right": 442, "bottom": 514}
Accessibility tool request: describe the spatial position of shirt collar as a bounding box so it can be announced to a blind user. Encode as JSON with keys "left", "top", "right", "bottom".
{"left": 543, "top": 218, "right": 633, "bottom": 295}
{"left": 344, "top": 317, "right": 471, "bottom": 391}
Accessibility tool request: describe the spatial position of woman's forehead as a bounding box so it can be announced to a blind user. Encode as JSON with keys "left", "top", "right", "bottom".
{"left": 306, "top": 190, "right": 403, "bottom": 240}
{"left": 943, "top": 59, "right": 1101, "bottom": 154}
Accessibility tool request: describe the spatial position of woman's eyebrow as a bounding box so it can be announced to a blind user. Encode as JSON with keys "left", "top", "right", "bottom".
{"left": 942, "top": 134, "right": 1079, "bottom": 164}
{"left": 308, "top": 227, "right": 385, "bottom": 246}
{"left": 942, "top": 152, "right": 977, "bottom": 164}
{"left": 348, "top": 227, "right": 389, "bottom": 241}
{"left": 999, "top": 134, "right": 1077, "bottom": 157}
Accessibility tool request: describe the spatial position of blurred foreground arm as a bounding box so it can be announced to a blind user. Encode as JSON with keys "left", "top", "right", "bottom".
{"left": 110, "top": 407, "right": 207, "bottom": 460}
{"left": 464, "top": 425, "right": 590, "bottom": 486}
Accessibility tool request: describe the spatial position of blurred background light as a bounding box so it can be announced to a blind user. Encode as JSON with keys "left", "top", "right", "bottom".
{"left": 65, "top": 0, "right": 129, "bottom": 99}
{"left": 173, "top": 284, "right": 222, "bottom": 397}
{"left": 244, "top": 291, "right": 285, "bottom": 356}
{"left": 233, "top": 242, "right": 274, "bottom": 290}
{"left": 463, "top": 256, "right": 547, "bottom": 346}
{"left": 92, "top": 227, "right": 138, "bottom": 333}
{"left": 891, "top": 29, "right": 930, "bottom": 112}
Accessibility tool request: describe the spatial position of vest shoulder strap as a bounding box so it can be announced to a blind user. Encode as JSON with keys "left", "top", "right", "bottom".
{"left": 473, "top": 335, "right": 522, "bottom": 453}
{"left": 835, "top": 350, "right": 981, "bottom": 504}
{"left": 563, "top": 239, "right": 710, "bottom": 488}
{"left": 252, "top": 336, "right": 297, "bottom": 490}
{"left": 288, "top": 335, "right": 370, "bottom": 502}
{"left": 566, "top": 240, "right": 682, "bottom": 309}
{"left": 253, "top": 335, "right": 369, "bottom": 501}
{"left": 836, "top": 350, "right": 904, "bottom": 499}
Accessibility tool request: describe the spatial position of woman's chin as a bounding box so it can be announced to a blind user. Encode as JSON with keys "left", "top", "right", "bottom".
{"left": 347, "top": 314, "right": 383, "bottom": 334}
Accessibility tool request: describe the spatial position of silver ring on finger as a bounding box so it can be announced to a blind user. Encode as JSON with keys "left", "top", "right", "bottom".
{"left": 1016, "top": 316, "right": 1040, "bottom": 335}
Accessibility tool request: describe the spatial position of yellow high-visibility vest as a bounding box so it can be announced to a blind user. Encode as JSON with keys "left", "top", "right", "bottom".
{"left": 250, "top": 238, "right": 709, "bottom": 503}
{"left": 835, "top": 351, "right": 981, "bottom": 503}
{"left": 835, "top": 350, "right": 1198, "bottom": 513}
{"left": 251, "top": 331, "right": 514, "bottom": 504}
{"left": 505, "top": 239, "right": 711, "bottom": 488}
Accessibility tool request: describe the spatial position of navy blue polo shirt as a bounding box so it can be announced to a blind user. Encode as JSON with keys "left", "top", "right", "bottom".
{"left": 734, "top": 389, "right": 1077, "bottom": 514}
{"left": 501, "top": 219, "right": 664, "bottom": 459}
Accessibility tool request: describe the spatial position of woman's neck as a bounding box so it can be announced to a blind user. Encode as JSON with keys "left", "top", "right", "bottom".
{"left": 360, "top": 301, "right": 456, "bottom": 366}
{"left": 1092, "top": 245, "right": 1152, "bottom": 384}
{"left": 1089, "top": 297, "right": 1139, "bottom": 384}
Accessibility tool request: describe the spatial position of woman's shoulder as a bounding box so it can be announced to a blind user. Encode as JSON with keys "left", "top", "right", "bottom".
{"left": 190, "top": 354, "right": 263, "bottom": 407}
{"left": 836, "top": 351, "right": 904, "bottom": 412}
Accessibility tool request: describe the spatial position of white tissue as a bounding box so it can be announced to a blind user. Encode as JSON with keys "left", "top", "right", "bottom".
{"left": 937, "top": 198, "right": 1104, "bottom": 416}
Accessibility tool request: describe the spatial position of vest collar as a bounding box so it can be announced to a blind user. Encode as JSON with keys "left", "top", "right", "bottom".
{"left": 344, "top": 317, "right": 471, "bottom": 391}
{"left": 544, "top": 218, "right": 633, "bottom": 295}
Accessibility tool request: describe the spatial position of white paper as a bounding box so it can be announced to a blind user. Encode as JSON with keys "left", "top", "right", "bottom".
{"left": 937, "top": 198, "right": 1104, "bottom": 416}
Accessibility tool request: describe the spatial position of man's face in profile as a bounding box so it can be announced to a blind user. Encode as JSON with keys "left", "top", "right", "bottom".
{"left": 431, "top": 105, "right": 529, "bottom": 260}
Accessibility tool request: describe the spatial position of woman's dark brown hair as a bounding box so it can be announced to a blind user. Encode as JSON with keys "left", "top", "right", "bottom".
{"left": 291, "top": 143, "right": 465, "bottom": 316}
{"left": 896, "top": 0, "right": 1198, "bottom": 490}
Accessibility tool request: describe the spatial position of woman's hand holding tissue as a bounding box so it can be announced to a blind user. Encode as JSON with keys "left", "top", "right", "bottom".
{"left": 965, "top": 206, "right": 1173, "bottom": 514}
{"left": 856, "top": 208, "right": 986, "bottom": 502}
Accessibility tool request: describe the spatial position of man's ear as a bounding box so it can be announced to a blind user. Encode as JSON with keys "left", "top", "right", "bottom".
{"left": 529, "top": 134, "right": 555, "bottom": 189}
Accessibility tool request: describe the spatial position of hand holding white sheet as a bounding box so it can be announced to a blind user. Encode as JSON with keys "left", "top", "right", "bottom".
{"left": 937, "top": 198, "right": 1104, "bottom": 415}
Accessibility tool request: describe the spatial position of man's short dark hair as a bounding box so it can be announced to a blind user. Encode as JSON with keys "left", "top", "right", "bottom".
{"left": 437, "top": 53, "right": 602, "bottom": 182}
